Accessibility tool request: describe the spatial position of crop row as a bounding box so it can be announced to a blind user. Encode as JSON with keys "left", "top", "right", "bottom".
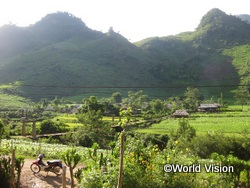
{"left": 0, "top": 139, "right": 106, "bottom": 160}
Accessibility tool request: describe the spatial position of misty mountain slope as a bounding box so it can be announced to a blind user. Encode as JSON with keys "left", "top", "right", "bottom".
{"left": 0, "top": 9, "right": 249, "bottom": 100}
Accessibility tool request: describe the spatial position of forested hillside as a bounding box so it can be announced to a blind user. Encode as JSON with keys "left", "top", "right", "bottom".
{"left": 0, "top": 9, "right": 249, "bottom": 101}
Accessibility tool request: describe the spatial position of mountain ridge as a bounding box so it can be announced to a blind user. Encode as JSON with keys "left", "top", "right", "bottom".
{"left": 0, "top": 9, "right": 249, "bottom": 101}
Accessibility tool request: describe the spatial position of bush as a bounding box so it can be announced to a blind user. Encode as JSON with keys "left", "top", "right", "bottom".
{"left": 0, "top": 156, "right": 11, "bottom": 188}
{"left": 140, "top": 134, "right": 169, "bottom": 150}
{"left": 189, "top": 134, "right": 250, "bottom": 160}
{"left": 40, "top": 120, "right": 68, "bottom": 134}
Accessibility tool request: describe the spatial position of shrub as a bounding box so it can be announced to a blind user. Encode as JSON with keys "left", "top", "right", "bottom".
{"left": 189, "top": 134, "right": 250, "bottom": 160}
{"left": 40, "top": 120, "right": 68, "bottom": 134}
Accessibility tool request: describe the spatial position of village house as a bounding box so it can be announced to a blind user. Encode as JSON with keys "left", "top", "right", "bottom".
{"left": 172, "top": 110, "right": 189, "bottom": 118}
{"left": 198, "top": 103, "right": 221, "bottom": 112}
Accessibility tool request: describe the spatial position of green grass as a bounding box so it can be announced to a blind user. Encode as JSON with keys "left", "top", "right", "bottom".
{"left": 0, "top": 93, "right": 30, "bottom": 109}
{"left": 135, "top": 109, "right": 250, "bottom": 136}
{"left": 52, "top": 114, "right": 80, "bottom": 128}
{"left": 0, "top": 84, "right": 31, "bottom": 108}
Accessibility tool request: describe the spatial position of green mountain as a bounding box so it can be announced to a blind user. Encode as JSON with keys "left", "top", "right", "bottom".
{"left": 0, "top": 9, "right": 249, "bottom": 101}
{"left": 238, "top": 14, "right": 250, "bottom": 23}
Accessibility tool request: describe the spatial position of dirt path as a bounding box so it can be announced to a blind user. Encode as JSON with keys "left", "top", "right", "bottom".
{"left": 20, "top": 159, "right": 77, "bottom": 188}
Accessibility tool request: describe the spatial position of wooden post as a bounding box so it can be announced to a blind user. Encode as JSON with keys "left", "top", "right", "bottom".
{"left": 117, "top": 131, "right": 125, "bottom": 188}
{"left": 10, "top": 149, "right": 16, "bottom": 188}
{"left": 62, "top": 165, "right": 67, "bottom": 188}
{"left": 112, "top": 115, "right": 115, "bottom": 125}
{"left": 32, "top": 121, "right": 36, "bottom": 139}
{"left": 22, "top": 122, "right": 26, "bottom": 136}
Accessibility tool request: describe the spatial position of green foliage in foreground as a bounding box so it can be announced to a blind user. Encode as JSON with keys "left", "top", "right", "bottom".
{"left": 78, "top": 134, "right": 250, "bottom": 188}
{"left": 1, "top": 116, "right": 250, "bottom": 187}
{"left": 0, "top": 155, "right": 25, "bottom": 188}
{"left": 0, "top": 139, "right": 91, "bottom": 159}
{"left": 62, "top": 148, "right": 81, "bottom": 188}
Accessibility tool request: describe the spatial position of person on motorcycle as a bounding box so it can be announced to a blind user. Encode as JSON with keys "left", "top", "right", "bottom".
{"left": 38, "top": 154, "right": 46, "bottom": 166}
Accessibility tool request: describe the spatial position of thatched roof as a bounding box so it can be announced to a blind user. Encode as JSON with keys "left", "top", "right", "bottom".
{"left": 198, "top": 103, "right": 221, "bottom": 109}
{"left": 172, "top": 110, "right": 189, "bottom": 117}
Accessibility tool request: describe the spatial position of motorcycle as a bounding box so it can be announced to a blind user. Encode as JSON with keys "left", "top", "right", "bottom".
{"left": 30, "top": 154, "right": 63, "bottom": 176}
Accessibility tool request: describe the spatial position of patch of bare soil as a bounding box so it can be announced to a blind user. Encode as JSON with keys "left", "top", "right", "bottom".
{"left": 20, "top": 159, "right": 76, "bottom": 188}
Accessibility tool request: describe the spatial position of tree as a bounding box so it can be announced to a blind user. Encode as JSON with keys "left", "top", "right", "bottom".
{"left": 53, "top": 96, "right": 61, "bottom": 108}
{"left": 150, "top": 99, "right": 164, "bottom": 114}
{"left": 40, "top": 120, "right": 67, "bottom": 134}
{"left": 234, "top": 87, "right": 250, "bottom": 110}
{"left": 126, "top": 90, "right": 148, "bottom": 110}
{"left": 62, "top": 148, "right": 81, "bottom": 188}
{"left": 176, "top": 118, "right": 196, "bottom": 142}
{"left": 119, "top": 107, "right": 132, "bottom": 129}
{"left": 112, "top": 92, "right": 122, "bottom": 103}
{"left": 15, "top": 156, "right": 25, "bottom": 188}
{"left": 217, "top": 92, "right": 225, "bottom": 107}
{"left": 167, "top": 97, "right": 182, "bottom": 113}
{"left": 81, "top": 96, "right": 104, "bottom": 113}
{"left": 77, "top": 98, "right": 111, "bottom": 147}
{"left": 40, "top": 98, "right": 49, "bottom": 109}
{"left": 184, "top": 87, "right": 200, "bottom": 111}
{"left": 107, "top": 26, "right": 115, "bottom": 36}
{"left": 77, "top": 110, "right": 103, "bottom": 131}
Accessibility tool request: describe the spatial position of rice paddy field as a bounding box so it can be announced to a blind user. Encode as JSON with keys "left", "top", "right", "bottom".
{"left": 49, "top": 105, "right": 249, "bottom": 137}
{"left": 135, "top": 106, "right": 250, "bottom": 136}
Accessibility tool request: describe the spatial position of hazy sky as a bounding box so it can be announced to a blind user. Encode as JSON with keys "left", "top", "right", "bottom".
{"left": 0, "top": 0, "right": 249, "bottom": 42}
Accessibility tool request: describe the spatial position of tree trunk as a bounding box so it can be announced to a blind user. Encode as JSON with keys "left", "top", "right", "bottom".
{"left": 70, "top": 167, "right": 75, "bottom": 188}
{"left": 10, "top": 149, "right": 16, "bottom": 188}
{"left": 117, "top": 131, "right": 125, "bottom": 188}
{"left": 62, "top": 165, "right": 67, "bottom": 188}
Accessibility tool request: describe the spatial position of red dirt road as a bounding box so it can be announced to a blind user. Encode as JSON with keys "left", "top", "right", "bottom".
{"left": 20, "top": 159, "right": 75, "bottom": 188}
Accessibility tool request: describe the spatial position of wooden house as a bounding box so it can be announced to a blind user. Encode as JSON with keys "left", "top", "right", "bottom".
{"left": 198, "top": 103, "right": 221, "bottom": 112}
{"left": 172, "top": 110, "right": 189, "bottom": 118}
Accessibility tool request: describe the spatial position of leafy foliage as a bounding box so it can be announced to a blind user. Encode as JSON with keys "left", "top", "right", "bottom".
{"left": 183, "top": 87, "right": 200, "bottom": 111}
{"left": 195, "top": 8, "right": 250, "bottom": 50}
{"left": 0, "top": 9, "right": 249, "bottom": 101}
{"left": 76, "top": 96, "right": 113, "bottom": 147}
{"left": 190, "top": 134, "right": 250, "bottom": 160}
{"left": 0, "top": 156, "right": 11, "bottom": 188}
{"left": 62, "top": 148, "right": 81, "bottom": 188}
{"left": 40, "top": 119, "right": 68, "bottom": 134}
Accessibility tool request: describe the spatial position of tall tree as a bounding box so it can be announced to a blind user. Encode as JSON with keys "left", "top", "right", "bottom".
{"left": 127, "top": 90, "right": 148, "bottom": 109}
{"left": 234, "top": 87, "right": 249, "bottom": 110}
{"left": 40, "top": 98, "right": 49, "bottom": 109}
{"left": 82, "top": 96, "right": 104, "bottom": 112}
{"left": 53, "top": 96, "right": 61, "bottom": 107}
{"left": 184, "top": 87, "right": 200, "bottom": 111}
{"left": 112, "top": 92, "right": 122, "bottom": 103}
{"left": 150, "top": 99, "right": 164, "bottom": 114}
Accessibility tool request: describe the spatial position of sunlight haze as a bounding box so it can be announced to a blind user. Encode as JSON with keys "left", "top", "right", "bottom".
{"left": 0, "top": 0, "right": 249, "bottom": 42}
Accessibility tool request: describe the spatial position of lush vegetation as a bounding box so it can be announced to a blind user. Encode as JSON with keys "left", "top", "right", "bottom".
{"left": 0, "top": 9, "right": 249, "bottom": 100}
{"left": 1, "top": 119, "right": 249, "bottom": 187}
{"left": 0, "top": 86, "right": 249, "bottom": 187}
{"left": 136, "top": 110, "right": 250, "bottom": 136}
{"left": 0, "top": 7, "right": 249, "bottom": 188}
